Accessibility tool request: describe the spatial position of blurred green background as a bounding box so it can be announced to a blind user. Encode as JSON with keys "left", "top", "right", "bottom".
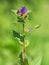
{"left": 0, "top": 0, "right": 49, "bottom": 65}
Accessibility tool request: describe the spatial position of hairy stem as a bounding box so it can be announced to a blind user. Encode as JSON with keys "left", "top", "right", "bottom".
{"left": 23, "top": 23, "right": 26, "bottom": 59}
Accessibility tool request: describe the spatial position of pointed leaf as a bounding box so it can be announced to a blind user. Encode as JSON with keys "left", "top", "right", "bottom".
{"left": 19, "top": 52, "right": 24, "bottom": 65}
{"left": 13, "top": 30, "right": 24, "bottom": 42}
{"left": 11, "top": 10, "right": 17, "bottom": 14}
{"left": 34, "top": 25, "right": 41, "bottom": 29}
{"left": 18, "top": 53, "right": 29, "bottom": 65}
{"left": 33, "top": 56, "right": 42, "bottom": 65}
{"left": 23, "top": 58, "right": 29, "bottom": 65}
{"left": 13, "top": 30, "right": 20, "bottom": 38}
{"left": 13, "top": 30, "right": 23, "bottom": 44}
{"left": 13, "top": 31, "right": 29, "bottom": 47}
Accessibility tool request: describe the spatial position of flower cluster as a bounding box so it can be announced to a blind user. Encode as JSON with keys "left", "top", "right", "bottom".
{"left": 17, "top": 6, "right": 28, "bottom": 16}
{"left": 17, "top": 6, "right": 29, "bottom": 22}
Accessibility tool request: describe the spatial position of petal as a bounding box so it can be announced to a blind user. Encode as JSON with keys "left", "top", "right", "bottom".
{"left": 20, "top": 6, "right": 28, "bottom": 14}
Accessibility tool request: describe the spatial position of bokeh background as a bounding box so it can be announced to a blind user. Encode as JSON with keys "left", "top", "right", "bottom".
{"left": 0, "top": 0, "right": 49, "bottom": 65}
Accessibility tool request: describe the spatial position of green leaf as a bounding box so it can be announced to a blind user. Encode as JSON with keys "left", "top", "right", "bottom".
{"left": 23, "top": 58, "right": 29, "bottom": 65}
{"left": 33, "top": 25, "right": 41, "bottom": 29}
{"left": 19, "top": 52, "right": 24, "bottom": 65}
{"left": 13, "top": 30, "right": 20, "bottom": 38}
{"left": 33, "top": 56, "right": 42, "bottom": 65}
{"left": 13, "top": 30, "right": 24, "bottom": 42}
{"left": 19, "top": 52, "right": 29, "bottom": 65}
{"left": 13, "top": 31, "right": 30, "bottom": 47}
{"left": 18, "top": 39, "right": 30, "bottom": 47}
{"left": 29, "top": 56, "right": 42, "bottom": 65}
{"left": 11, "top": 10, "right": 17, "bottom": 14}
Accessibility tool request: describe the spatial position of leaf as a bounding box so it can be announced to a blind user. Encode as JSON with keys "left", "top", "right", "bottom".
{"left": 23, "top": 58, "right": 29, "bottom": 65}
{"left": 19, "top": 52, "right": 24, "bottom": 65}
{"left": 33, "top": 56, "right": 42, "bottom": 65}
{"left": 13, "top": 30, "right": 24, "bottom": 42}
{"left": 18, "top": 39, "right": 30, "bottom": 47}
{"left": 11, "top": 10, "right": 17, "bottom": 14}
{"left": 19, "top": 52, "right": 29, "bottom": 65}
{"left": 13, "top": 30, "right": 20, "bottom": 38}
{"left": 33, "top": 25, "right": 41, "bottom": 29}
{"left": 29, "top": 56, "right": 42, "bottom": 65}
{"left": 13, "top": 31, "right": 30, "bottom": 47}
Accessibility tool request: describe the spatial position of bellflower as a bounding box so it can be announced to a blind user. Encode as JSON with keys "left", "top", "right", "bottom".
{"left": 17, "top": 6, "right": 28, "bottom": 16}
{"left": 17, "top": 6, "right": 29, "bottom": 23}
{"left": 16, "top": 6, "right": 31, "bottom": 23}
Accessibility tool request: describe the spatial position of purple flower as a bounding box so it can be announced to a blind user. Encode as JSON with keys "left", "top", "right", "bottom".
{"left": 20, "top": 6, "right": 27, "bottom": 14}
{"left": 17, "top": 6, "right": 28, "bottom": 16}
{"left": 25, "top": 28, "right": 31, "bottom": 32}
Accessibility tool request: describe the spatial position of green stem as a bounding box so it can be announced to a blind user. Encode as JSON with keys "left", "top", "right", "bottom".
{"left": 23, "top": 23, "right": 26, "bottom": 59}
